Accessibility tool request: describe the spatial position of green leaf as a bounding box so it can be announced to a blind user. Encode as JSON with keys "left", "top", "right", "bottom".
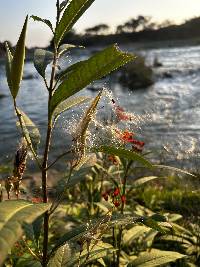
{"left": 55, "top": 0, "right": 95, "bottom": 45}
{"left": 123, "top": 225, "right": 152, "bottom": 245}
{"left": 154, "top": 164, "right": 196, "bottom": 177}
{"left": 5, "top": 42, "right": 13, "bottom": 91}
{"left": 58, "top": 44, "right": 84, "bottom": 57}
{"left": 56, "top": 61, "right": 83, "bottom": 82}
{"left": 10, "top": 16, "right": 28, "bottom": 99}
{"left": 32, "top": 215, "right": 43, "bottom": 245}
{"left": 132, "top": 176, "right": 160, "bottom": 187}
{"left": 49, "top": 242, "right": 114, "bottom": 267}
{"left": 31, "top": 15, "right": 54, "bottom": 32}
{"left": 141, "top": 218, "right": 169, "bottom": 234}
{"left": 67, "top": 167, "right": 92, "bottom": 187}
{"left": 53, "top": 96, "right": 90, "bottom": 124}
{"left": 50, "top": 44, "right": 134, "bottom": 114}
{"left": 128, "top": 249, "right": 186, "bottom": 267}
{"left": 60, "top": 0, "right": 69, "bottom": 11}
{"left": 16, "top": 109, "right": 41, "bottom": 153}
{"left": 97, "top": 146, "right": 152, "bottom": 168}
{"left": 34, "top": 49, "right": 54, "bottom": 78}
{"left": 0, "top": 200, "right": 50, "bottom": 266}
{"left": 16, "top": 259, "right": 42, "bottom": 267}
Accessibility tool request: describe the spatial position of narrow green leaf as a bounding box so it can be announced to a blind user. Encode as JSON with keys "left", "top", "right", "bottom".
{"left": 50, "top": 45, "right": 134, "bottom": 114}
{"left": 67, "top": 167, "right": 92, "bottom": 187}
{"left": 5, "top": 42, "right": 13, "bottom": 92}
{"left": 132, "top": 176, "right": 160, "bottom": 187}
{"left": 56, "top": 61, "right": 83, "bottom": 82}
{"left": 49, "top": 242, "right": 114, "bottom": 267}
{"left": 60, "top": 0, "right": 69, "bottom": 11}
{"left": 34, "top": 49, "right": 54, "bottom": 78}
{"left": 31, "top": 15, "right": 54, "bottom": 32}
{"left": 16, "top": 109, "right": 41, "bottom": 153}
{"left": 53, "top": 96, "right": 90, "bottom": 124}
{"left": 11, "top": 16, "right": 28, "bottom": 99}
{"left": 55, "top": 0, "right": 95, "bottom": 45}
{"left": 154, "top": 164, "right": 196, "bottom": 177}
{"left": 16, "top": 259, "right": 42, "bottom": 267}
{"left": 0, "top": 200, "right": 50, "bottom": 266}
{"left": 123, "top": 225, "right": 152, "bottom": 245}
{"left": 58, "top": 44, "right": 84, "bottom": 57}
{"left": 128, "top": 249, "right": 186, "bottom": 267}
{"left": 97, "top": 146, "right": 152, "bottom": 168}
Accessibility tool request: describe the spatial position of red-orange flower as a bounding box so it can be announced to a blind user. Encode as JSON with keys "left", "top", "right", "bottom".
{"left": 102, "top": 192, "right": 108, "bottom": 201}
{"left": 121, "top": 195, "right": 126, "bottom": 203}
{"left": 113, "top": 187, "right": 120, "bottom": 196}
{"left": 31, "top": 197, "right": 43, "bottom": 203}
{"left": 111, "top": 99, "right": 132, "bottom": 121}
{"left": 108, "top": 155, "right": 119, "bottom": 165}
{"left": 114, "top": 200, "right": 120, "bottom": 207}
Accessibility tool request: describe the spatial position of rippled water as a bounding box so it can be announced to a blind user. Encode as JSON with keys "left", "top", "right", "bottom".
{"left": 1, "top": 45, "right": 200, "bottom": 169}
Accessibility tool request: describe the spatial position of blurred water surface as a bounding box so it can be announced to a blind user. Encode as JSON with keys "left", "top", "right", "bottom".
{"left": 1, "top": 44, "right": 200, "bottom": 170}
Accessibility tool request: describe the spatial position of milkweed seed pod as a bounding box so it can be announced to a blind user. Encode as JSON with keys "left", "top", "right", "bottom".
{"left": 12, "top": 138, "right": 28, "bottom": 198}
{"left": 5, "top": 177, "right": 13, "bottom": 199}
{"left": 13, "top": 138, "right": 28, "bottom": 180}
{"left": 0, "top": 183, "right": 3, "bottom": 202}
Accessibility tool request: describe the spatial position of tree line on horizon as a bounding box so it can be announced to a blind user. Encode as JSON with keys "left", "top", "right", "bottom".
{"left": 83, "top": 16, "right": 173, "bottom": 36}
{"left": 1, "top": 15, "right": 200, "bottom": 53}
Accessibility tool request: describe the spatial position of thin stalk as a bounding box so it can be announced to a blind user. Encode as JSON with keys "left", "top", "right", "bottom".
{"left": 22, "top": 237, "right": 41, "bottom": 262}
{"left": 49, "top": 166, "right": 73, "bottom": 215}
{"left": 46, "top": 149, "right": 74, "bottom": 170}
{"left": 116, "top": 160, "right": 133, "bottom": 267}
{"left": 42, "top": 2, "right": 60, "bottom": 265}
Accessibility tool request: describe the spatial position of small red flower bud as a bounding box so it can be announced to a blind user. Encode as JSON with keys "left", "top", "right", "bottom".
{"left": 121, "top": 195, "right": 126, "bottom": 203}
{"left": 113, "top": 188, "right": 120, "bottom": 196}
{"left": 31, "top": 197, "right": 43, "bottom": 203}
{"left": 102, "top": 192, "right": 108, "bottom": 201}
{"left": 114, "top": 201, "right": 120, "bottom": 207}
{"left": 106, "top": 188, "right": 112, "bottom": 194}
{"left": 104, "top": 195, "right": 108, "bottom": 201}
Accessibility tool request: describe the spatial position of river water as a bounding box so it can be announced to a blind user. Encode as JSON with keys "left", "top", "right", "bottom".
{"left": 0, "top": 45, "right": 200, "bottom": 170}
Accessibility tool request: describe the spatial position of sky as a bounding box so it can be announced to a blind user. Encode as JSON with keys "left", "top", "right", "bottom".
{"left": 0, "top": 0, "right": 200, "bottom": 47}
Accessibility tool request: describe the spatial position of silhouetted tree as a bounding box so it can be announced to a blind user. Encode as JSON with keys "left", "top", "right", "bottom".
{"left": 85, "top": 24, "right": 110, "bottom": 35}
{"left": 115, "top": 16, "right": 153, "bottom": 33}
{"left": 158, "top": 20, "right": 173, "bottom": 29}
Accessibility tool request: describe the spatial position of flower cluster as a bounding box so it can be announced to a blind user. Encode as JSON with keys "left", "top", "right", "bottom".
{"left": 108, "top": 155, "right": 119, "bottom": 165}
{"left": 110, "top": 99, "right": 145, "bottom": 152}
{"left": 102, "top": 187, "right": 126, "bottom": 208}
{"left": 112, "top": 99, "right": 132, "bottom": 121}
{"left": 115, "top": 129, "right": 145, "bottom": 152}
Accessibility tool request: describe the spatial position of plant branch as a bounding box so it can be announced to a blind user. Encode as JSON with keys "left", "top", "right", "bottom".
{"left": 46, "top": 149, "right": 74, "bottom": 170}
{"left": 49, "top": 165, "right": 73, "bottom": 215}
{"left": 116, "top": 160, "right": 133, "bottom": 267}
{"left": 42, "top": 2, "right": 60, "bottom": 265}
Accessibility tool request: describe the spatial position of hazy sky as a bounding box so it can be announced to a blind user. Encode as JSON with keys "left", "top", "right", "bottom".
{"left": 0, "top": 0, "right": 200, "bottom": 47}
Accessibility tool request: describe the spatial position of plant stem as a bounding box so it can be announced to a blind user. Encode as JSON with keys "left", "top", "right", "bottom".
{"left": 46, "top": 149, "right": 74, "bottom": 170}
{"left": 116, "top": 160, "right": 132, "bottom": 267}
{"left": 42, "top": 3, "right": 60, "bottom": 264}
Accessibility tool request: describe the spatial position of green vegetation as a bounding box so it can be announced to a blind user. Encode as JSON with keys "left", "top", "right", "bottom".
{"left": 0, "top": 1, "right": 198, "bottom": 267}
